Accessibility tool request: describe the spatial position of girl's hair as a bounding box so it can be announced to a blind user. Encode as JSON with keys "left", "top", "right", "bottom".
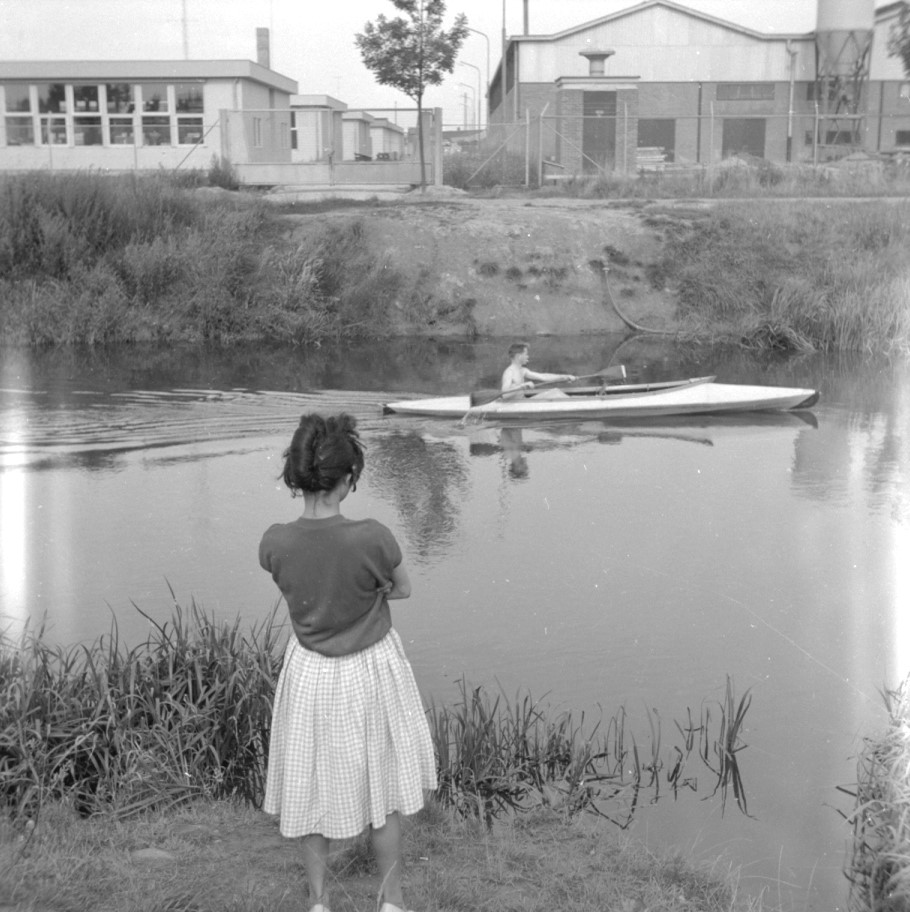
{"left": 281, "top": 413, "right": 365, "bottom": 496}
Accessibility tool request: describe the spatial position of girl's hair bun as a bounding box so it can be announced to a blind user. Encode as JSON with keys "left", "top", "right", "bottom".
{"left": 281, "top": 412, "right": 364, "bottom": 496}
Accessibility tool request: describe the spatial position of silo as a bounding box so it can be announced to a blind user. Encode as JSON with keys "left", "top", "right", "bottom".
{"left": 814, "top": 0, "right": 875, "bottom": 155}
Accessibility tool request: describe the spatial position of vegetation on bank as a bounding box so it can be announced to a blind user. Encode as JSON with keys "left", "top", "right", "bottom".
{"left": 444, "top": 148, "right": 910, "bottom": 199}
{"left": 0, "top": 798, "right": 754, "bottom": 912}
{"left": 1, "top": 168, "right": 909, "bottom": 352}
{"left": 841, "top": 675, "right": 910, "bottom": 912}
{"left": 0, "top": 172, "right": 432, "bottom": 346}
{"left": 633, "top": 198, "right": 910, "bottom": 354}
{"left": 0, "top": 603, "right": 758, "bottom": 910}
{"left": 0, "top": 603, "right": 748, "bottom": 824}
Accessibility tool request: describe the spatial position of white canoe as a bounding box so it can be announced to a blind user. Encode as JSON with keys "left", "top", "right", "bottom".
{"left": 382, "top": 376, "right": 820, "bottom": 421}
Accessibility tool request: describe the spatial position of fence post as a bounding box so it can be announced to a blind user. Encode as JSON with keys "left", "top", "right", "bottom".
{"left": 709, "top": 101, "right": 715, "bottom": 167}
{"left": 623, "top": 102, "right": 628, "bottom": 174}
{"left": 525, "top": 109, "right": 531, "bottom": 187}
{"left": 433, "top": 107, "right": 444, "bottom": 186}
{"left": 537, "top": 105, "right": 548, "bottom": 187}
{"left": 813, "top": 102, "right": 819, "bottom": 168}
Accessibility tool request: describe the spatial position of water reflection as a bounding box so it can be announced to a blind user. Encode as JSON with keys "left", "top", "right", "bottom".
{"left": 0, "top": 337, "right": 908, "bottom": 912}
{"left": 462, "top": 412, "right": 825, "bottom": 485}
{"left": 368, "top": 431, "right": 469, "bottom": 563}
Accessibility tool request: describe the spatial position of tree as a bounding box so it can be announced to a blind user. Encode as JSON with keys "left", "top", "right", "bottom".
{"left": 356, "top": 0, "right": 468, "bottom": 189}
{"left": 887, "top": 2, "right": 910, "bottom": 76}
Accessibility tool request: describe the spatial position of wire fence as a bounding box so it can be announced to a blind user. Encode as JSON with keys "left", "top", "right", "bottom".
{"left": 443, "top": 106, "right": 910, "bottom": 188}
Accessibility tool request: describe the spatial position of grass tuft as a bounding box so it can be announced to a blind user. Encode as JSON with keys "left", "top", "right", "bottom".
{"left": 841, "top": 675, "right": 910, "bottom": 912}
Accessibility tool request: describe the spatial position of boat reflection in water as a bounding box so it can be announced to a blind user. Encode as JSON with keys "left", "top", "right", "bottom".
{"left": 466, "top": 410, "right": 818, "bottom": 480}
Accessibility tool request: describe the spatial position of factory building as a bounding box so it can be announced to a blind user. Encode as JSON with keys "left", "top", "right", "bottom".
{"left": 489, "top": 0, "right": 910, "bottom": 172}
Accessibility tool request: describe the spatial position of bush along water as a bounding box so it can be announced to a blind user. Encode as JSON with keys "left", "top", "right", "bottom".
{"left": 840, "top": 675, "right": 910, "bottom": 912}
{"left": 1, "top": 603, "right": 751, "bottom": 831}
{"left": 637, "top": 199, "right": 910, "bottom": 354}
{"left": 0, "top": 172, "right": 414, "bottom": 346}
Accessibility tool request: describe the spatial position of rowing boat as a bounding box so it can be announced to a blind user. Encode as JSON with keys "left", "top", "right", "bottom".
{"left": 382, "top": 376, "right": 820, "bottom": 421}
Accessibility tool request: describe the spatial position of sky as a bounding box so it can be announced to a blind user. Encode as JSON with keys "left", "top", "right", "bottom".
{"left": 0, "top": 1, "right": 892, "bottom": 126}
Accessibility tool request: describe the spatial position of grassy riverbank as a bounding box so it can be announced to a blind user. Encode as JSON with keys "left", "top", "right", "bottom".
{"left": 0, "top": 604, "right": 759, "bottom": 910}
{"left": 842, "top": 676, "right": 910, "bottom": 912}
{"left": 0, "top": 798, "right": 754, "bottom": 912}
{"left": 1, "top": 169, "right": 909, "bottom": 351}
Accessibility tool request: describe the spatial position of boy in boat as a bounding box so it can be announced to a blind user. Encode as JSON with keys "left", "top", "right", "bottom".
{"left": 501, "top": 342, "right": 576, "bottom": 399}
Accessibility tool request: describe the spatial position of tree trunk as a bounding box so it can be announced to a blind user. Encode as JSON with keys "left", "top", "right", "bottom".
{"left": 417, "top": 92, "right": 426, "bottom": 190}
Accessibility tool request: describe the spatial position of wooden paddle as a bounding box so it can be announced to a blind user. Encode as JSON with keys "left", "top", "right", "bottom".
{"left": 461, "top": 365, "right": 627, "bottom": 424}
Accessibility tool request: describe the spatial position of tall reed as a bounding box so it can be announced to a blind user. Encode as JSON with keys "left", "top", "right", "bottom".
{"left": 1, "top": 603, "right": 752, "bottom": 832}
{"left": 0, "top": 599, "right": 284, "bottom": 819}
{"left": 841, "top": 676, "right": 910, "bottom": 912}
{"left": 429, "top": 676, "right": 752, "bottom": 828}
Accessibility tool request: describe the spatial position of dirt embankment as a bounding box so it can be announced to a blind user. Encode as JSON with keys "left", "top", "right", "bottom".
{"left": 284, "top": 194, "right": 690, "bottom": 337}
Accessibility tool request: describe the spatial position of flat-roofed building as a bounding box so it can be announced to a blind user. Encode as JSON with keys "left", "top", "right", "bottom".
{"left": 369, "top": 117, "right": 405, "bottom": 160}
{"left": 290, "top": 94, "right": 345, "bottom": 163}
{"left": 0, "top": 59, "right": 296, "bottom": 172}
{"left": 342, "top": 110, "right": 376, "bottom": 161}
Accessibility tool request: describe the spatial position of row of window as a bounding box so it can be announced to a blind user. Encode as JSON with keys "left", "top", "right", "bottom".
{"left": 2, "top": 82, "right": 205, "bottom": 148}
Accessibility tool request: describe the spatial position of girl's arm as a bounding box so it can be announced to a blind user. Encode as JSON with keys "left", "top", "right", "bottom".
{"left": 383, "top": 562, "right": 411, "bottom": 600}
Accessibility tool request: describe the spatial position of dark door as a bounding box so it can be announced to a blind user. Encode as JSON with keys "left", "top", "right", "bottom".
{"left": 721, "top": 118, "right": 766, "bottom": 158}
{"left": 582, "top": 91, "right": 617, "bottom": 174}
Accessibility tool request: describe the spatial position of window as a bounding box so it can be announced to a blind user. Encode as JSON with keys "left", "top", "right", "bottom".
{"left": 2, "top": 79, "right": 207, "bottom": 149}
{"left": 3, "top": 84, "right": 35, "bottom": 145}
{"left": 139, "top": 84, "right": 168, "bottom": 112}
{"left": 717, "top": 84, "right": 774, "bottom": 101}
{"left": 253, "top": 116, "right": 263, "bottom": 148}
{"left": 106, "top": 84, "right": 134, "bottom": 144}
{"left": 896, "top": 130, "right": 910, "bottom": 146}
{"left": 73, "top": 85, "right": 102, "bottom": 145}
{"left": 36, "top": 83, "right": 68, "bottom": 145}
{"left": 900, "top": 83, "right": 910, "bottom": 102}
{"left": 139, "top": 85, "right": 170, "bottom": 145}
{"left": 174, "top": 83, "right": 203, "bottom": 145}
{"left": 142, "top": 115, "right": 171, "bottom": 145}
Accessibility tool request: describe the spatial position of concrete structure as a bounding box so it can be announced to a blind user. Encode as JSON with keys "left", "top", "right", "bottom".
{"left": 370, "top": 117, "right": 406, "bottom": 160}
{"left": 342, "top": 110, "right": 376, "bottom": 160}
{"left": 488, "top": 0, "right": 910, "bottom": 171}
{"left": 0, "top": 59, "right": 296, "bottom": 173}
{"left": 290, "top": 94, "right": 345, "bottom": 163}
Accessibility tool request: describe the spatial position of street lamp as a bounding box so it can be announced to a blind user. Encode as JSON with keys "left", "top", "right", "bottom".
{"left": 465, "top": 26, "right": 490, "bottom": 127}
{"left": 458, "top": 60, "right": 482, "bottom": 133}
{"left": 458, "top": 82, "right": 476, "bottom": 130}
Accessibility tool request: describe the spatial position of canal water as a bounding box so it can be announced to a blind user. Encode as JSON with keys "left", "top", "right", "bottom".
{"left": 1, "top": 336, "right": 908, "bottom": 911}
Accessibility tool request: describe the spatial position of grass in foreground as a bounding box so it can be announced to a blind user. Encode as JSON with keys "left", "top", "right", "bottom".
{"left": 841, "top": 675, "right": 910, "bottom": 912}
{"left": 0, "top": 797, "right": 756, "bottom": 912}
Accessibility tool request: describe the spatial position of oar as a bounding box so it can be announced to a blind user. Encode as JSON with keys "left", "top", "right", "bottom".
{"left": 461, "top": 364, "right": 627, "bottom": 424}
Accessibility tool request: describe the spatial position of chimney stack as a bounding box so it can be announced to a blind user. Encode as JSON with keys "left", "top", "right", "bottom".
{"left": 256, "top": 28, "right": 271, "bottom": 68}
{"left": 580, "top": 49, "right": 615, "bottom": 76}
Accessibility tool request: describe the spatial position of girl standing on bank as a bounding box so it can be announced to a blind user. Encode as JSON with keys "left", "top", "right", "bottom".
{"left": 259, "top": 413, "right": 437, "bottom": 912}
